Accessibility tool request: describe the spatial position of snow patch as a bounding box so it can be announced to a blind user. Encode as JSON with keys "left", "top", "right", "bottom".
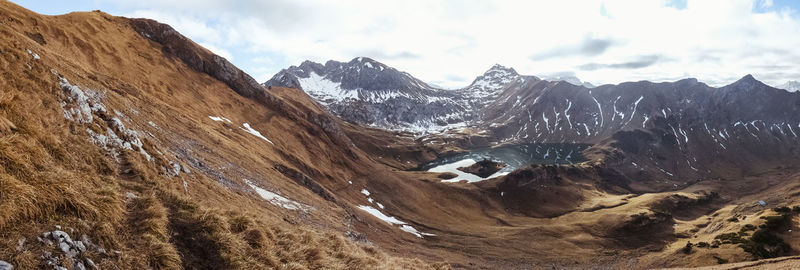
{"left": 427, "top": 159, "right": 509, "bottom": 183}
{"left": 357, "top": 205, "right": 405, "bottom": 225}
{"left": 564, "top": 99, "right": 573, "bottom": 129}
{"left": 612, "top": 96, "right": 624, "bottom": 121}
{"left": 245, "top": 179, "right": 309, "bottom": 211}
{"left": 27, "top": 49, "right": 40, "bottom": 60}
{"left": 298, "top": 71, "right": 358, "bottom": 104}
{"left": 625, "top": 96, "right": 644, "bottom": 126}
{"left": 356, "top": 206, "right": 434, "bottom": 238}
{"left": 209, "top": 116, "right": 232, "bottom": 123}
{"left": 242, "top": 123, "right": 274, "bottom": 145}
{"left": 590, "top": 93, "right": 604, "bottom": 127}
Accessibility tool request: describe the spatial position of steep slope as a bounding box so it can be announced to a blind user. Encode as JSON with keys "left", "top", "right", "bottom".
{"left": 481, "top": 75, "right": 800, "bottom": 190}
{"left": 261, "top": 55, "right": 800, "bottom": 268}
{"left": 5, "top": 2, "right": 800, "bottom": 270}
{"left": 265, "top": 57, "right": 471, "bottom": 133}
{"left": 0, "top": 3, "right": 451, "bottom": 269}
{"left": 0, "top": 3, "right": 668, "bottom": 269}
{"left": 457, "top": 64, "right": 530, "bottom": 110}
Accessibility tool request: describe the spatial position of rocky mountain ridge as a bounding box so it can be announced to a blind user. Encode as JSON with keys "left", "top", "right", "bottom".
{"left": 271, "top": 58, "right": 800, "bottom": 193}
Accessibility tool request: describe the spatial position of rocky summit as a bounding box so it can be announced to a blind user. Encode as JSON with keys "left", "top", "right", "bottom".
{"left": 265, "top": 57, "right": 472, "bottom": 133}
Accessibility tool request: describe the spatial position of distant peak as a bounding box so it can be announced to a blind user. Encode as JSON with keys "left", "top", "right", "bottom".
{"left": 732, "top": 74, "right": 764, "bottom": 85}
{"left": 777, "top": 80, "right": 800, "bottom": 92}
{"left": 300, "top": 60, "right": 319, "bottom": 66}
{"left": 488, "top": 63, "right": 513, "bottom": 70}
{"left": 484, "top": 64, "right": 518, "bottom": 76}
{"left": 350, "top": 56, "right": 378, "bottom": 64}
{"left": 726, "top": 74, "right": 767, "bottom": 89}
{"left": 740, "top": 74, "right": 756, "bottom": 82}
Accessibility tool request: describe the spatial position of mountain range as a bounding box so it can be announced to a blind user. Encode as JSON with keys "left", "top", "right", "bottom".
{"left": 4, "top": 1, "right": 800, "bottom": 269}
{"left": 269, "top": 57, "right": 800, "bottom": 190}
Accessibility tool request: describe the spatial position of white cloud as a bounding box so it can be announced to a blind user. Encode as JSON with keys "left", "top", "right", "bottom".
{"left": 199, "top": 43, "right": 233, "bottom": 61}
{"left": 105, "top": 0, "right": 800, "bottom": 88}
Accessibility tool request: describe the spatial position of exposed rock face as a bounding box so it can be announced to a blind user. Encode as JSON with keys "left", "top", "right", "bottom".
{"left": 129, "top": 18, "right": 357, "bottom": 152}
{"left": 457, "top": 159, "right": 506, "bottom": 178}
{"left": 37, "top": 230, "right": 104, "bottom": 270}
{"left": 129, "top": 19, "right": 264, "bottom": 100}
{"left": 458, "top": 64, "right": 526, "bottom": 108}
{"left": 482, "top": 74, "right": 800, "bottom": 188}
{"left": 272, "top": 58, "right": 800, "bottom": 191}
{"left": 265, "top": 57, "right": 473, "bottom": 132}
{"left": 264, "top": 60, "right": 602, "bottom": 133}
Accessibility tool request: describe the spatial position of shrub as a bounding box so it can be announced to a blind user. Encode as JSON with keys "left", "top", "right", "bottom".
{"left": 696, "top": 242, "right": 709, "bottom": 248}
{"left": 772, "top": 206, "right": 791, "bottom": 213}
{"left": 713, "top": 256, "right": 728, "bottom": 264}
{"left": 751, "top": 229, "right": 784, "bottom": 246}
{"left": 715, "top": 233, "right": 745, "bottom": 244}
{"left": 682, "top": 241, "right": 693, "bottom": 254}
{"left": 726, "top": 217, "right": 739, "bottom": 222}
{"left": 762, "top": 215, "right": 790, "bottom": 230}
{"left": 736, "top": 229, "right": 792, "bottom": 260}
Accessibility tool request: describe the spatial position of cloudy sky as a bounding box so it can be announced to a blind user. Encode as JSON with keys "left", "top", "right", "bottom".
{"left": 13, "top": 0, "right": 800, "bottom": 88}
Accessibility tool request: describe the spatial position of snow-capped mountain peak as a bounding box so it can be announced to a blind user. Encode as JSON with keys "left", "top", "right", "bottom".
{"left": 461, "top": 64, "right": 523, "bottom": 98}
{"left": 542, "top": 74, "right": 595, "bottom": 88}
{"left": 264, "top": 57, "right": 472, "bottom": 133}
{"left": 778, "top": 80, "right": 800, "bottom": 92}
{"left": 347, "top": 56, "right": 389, "bottom": 72}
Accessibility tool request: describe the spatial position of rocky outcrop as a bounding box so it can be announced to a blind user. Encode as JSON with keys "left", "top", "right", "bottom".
{"left": 457, "top": 159, "right": 505, "bottom": 178}
{"left": 129, "top": 18, "right": 356, "bottom": 153}
{"left": 129, "top": 19, "right": 264, "bottom": 100}
{"left": 274, "top": 164, "right": 338, "bottom": 203}
{"left": 458, "top": 64, "right": 529, "bottom": 109}
{"left": 37, "top": 230, "right": 104, "bottom": 270}
{"left": 437, "top": 172, "right": 458, "bottom": 180}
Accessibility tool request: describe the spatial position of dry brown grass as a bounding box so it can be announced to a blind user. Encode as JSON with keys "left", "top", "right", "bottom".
{"left": 127, "top": 194, "right": 182, "bottom": 269}
{"left": 0, "top": 3, "right": 448, "bottom": 269}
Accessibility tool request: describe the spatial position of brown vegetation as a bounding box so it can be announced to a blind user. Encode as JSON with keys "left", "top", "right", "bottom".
{"left": 3, "top": 1, "right": 800, "bottom": 269}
